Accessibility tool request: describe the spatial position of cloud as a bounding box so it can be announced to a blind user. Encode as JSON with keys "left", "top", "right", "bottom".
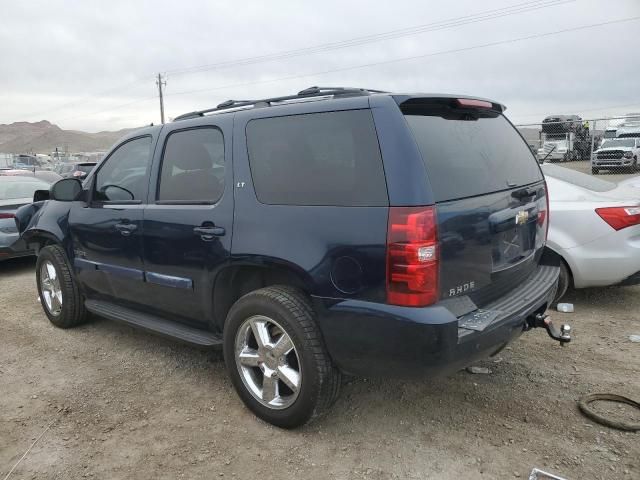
{"left": 1, "top": 0, "right": 638, "bottom": 131}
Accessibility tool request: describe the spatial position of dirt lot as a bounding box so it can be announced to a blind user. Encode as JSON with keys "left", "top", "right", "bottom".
{"left": 1, "top": 257, "right": 638, "bottom": 480}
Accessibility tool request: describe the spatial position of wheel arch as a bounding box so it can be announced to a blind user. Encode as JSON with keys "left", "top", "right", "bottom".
{"left": 23, "top": 229, "right": 67, "bottom": 255}
{"left": 212, "top": 259, "right": 316, "bottom": 331}
{"left": 545, "top": 245, "right": 575, "bottom": 288}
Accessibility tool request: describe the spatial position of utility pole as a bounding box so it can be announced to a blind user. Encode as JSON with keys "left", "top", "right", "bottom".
{"left": 156, "top": 73, "right": 166, "bottom": 124}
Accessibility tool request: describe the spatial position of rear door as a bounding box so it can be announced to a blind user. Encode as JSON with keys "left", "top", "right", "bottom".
{"left": 141, "top": 118, "right": 233, "bottom": 325}
{"left": 401, "top": 99, "right": 547, "bottom": 306}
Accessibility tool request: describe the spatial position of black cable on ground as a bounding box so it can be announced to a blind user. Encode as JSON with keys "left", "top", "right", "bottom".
{"left": 577, "top": 393, "right": 640, "bottom": 432}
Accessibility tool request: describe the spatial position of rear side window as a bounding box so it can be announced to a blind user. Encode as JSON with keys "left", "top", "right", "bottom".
{"left": 246, "top": 110, "right": 387, "bottom": 206}
{"left": 158, "top": 127, "right": 225, "bottom": 203}
{"left": 404, "top": 111, "right": 543, "bottom": 202}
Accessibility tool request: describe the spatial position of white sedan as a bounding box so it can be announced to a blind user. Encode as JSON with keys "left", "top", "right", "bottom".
{"left": 541, "top": 164, "right": 640, "bottom": 301}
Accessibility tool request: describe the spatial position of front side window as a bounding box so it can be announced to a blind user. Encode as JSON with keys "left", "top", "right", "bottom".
{"left": 246, "top": 110, "right": 388, "bottom": 206}
{"left": 94, "top": 136, "right": 152, "bottom": 202}
{"left": 158, "top": 127, "right": 225, "bottom": 203}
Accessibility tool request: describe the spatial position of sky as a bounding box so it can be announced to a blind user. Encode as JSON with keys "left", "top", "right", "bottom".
{"left": 0, "top": 0, "right": 639, "bottom": 132}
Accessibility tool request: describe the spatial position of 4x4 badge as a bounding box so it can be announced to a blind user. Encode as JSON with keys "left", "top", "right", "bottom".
{"left": 515, "top": 210, "right": 529, "bottom": 226}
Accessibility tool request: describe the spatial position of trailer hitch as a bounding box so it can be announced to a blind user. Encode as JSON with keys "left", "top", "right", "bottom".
{"left": 527, "top": 313, "right": 571, "bottom": 346}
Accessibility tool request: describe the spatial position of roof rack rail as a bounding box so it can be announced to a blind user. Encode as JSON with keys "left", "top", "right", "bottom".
{"left": 173, "top": 86, "right": 386, "bottom": 121}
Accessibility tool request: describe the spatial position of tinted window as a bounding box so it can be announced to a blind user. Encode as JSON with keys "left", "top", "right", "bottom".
{"left": 95, "top": 136, "right": 152, "bottom": 202}
{"left": 404, "top": 111, "right": 543, "bottom": 202}
{"left": 158, "top": 128, "right": 224, "bottom": 202}
{"left": 246, "top": 110, "right": 387, "bottom": 206}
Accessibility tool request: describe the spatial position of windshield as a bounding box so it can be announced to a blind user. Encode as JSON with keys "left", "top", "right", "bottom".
{"left": 600, "top": 139, "right": 636, "bottom": 148}
{"left": 0, "top": 178, "right": 49, "bottom": 200}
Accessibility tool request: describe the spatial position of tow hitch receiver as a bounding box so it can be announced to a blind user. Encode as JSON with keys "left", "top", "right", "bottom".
{"left": 527, "top": 313, "right": 571, "bottom": 346}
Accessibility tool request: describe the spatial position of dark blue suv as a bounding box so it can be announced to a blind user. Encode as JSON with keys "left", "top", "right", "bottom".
{"left": 17, "top": 87, "right": 567, "bottom": 428}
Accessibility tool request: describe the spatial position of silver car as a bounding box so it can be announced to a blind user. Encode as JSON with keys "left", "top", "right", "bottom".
{"left": 542, "top": 164, "right": 640, "bottom": 301}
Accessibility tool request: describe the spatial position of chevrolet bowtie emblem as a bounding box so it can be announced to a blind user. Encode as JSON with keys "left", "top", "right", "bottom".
{"left": 515, "top": 210, "right": 529, "bottom": 226}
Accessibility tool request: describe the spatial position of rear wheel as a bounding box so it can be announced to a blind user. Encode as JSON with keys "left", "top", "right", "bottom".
{"left": 36, "top": 245, "right": 87, "bottom": 328}
{"left": 552, "top": 261, "right": 571, "bottom": 306}
{"left": 223, "top": 286, "right": 340, "bottom": 428}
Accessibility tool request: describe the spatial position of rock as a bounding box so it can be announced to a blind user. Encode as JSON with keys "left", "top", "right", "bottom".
{"left": 629, "top": 335, "right": 640, "bottom": 343}
{"left": 466, "top": 366, "right": 492, "bottom": 375}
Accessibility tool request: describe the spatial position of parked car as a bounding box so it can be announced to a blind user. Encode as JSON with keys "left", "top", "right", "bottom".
{"left": 618, "top": 175, "right": 640, "bottom": 190}
{"left": 60, "top": 162, "right": 97, "bottom": 179}
{"left": 0, "top": 176, "right": 50, "bottom": 260}
{"left": 592, "top": 137, "right": 640, "bottom": 174}
{"left": 542, "top": 164, "right": 640, "bottom": 301}
{"left": 17, "top": 87, "right": 565, "bottom": 428}
{"left": 0, "top": 168, "right": 62, "bottom": 184}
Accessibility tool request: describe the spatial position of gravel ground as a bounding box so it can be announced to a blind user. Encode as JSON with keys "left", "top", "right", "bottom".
{"left": 1, "top": 256, "right": 638, "bottom": 480}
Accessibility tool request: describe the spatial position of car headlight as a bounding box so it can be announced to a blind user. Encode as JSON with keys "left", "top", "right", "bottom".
{"left": 623, "top": 151, "right": 633, "bottom": 158}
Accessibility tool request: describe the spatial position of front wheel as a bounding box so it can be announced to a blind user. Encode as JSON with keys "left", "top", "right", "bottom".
{"left": 223, "top": 286, "right": 340, "bottom": 428}
{"left": 36, "top": 245, "right": 87, "bottom": 328}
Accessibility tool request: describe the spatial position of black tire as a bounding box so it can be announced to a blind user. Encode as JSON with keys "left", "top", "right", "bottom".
{"left": 223, "top": 285, "right": 340, "bottom": 428}
{"left": 36, "top": 245, "right": 87, "bottom": 328}
{"left": 592, "top": 167, "right": 599, "bottom": 175}
{"left": 552, "top": 261, "right": 571, "bottom": 306}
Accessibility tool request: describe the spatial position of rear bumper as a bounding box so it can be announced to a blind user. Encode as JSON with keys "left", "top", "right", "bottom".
{"left": 0, "top": 234, "right": 34, "bottom": 260}
{"left": 314, "top": 262, "right": 559, "bottom": 378}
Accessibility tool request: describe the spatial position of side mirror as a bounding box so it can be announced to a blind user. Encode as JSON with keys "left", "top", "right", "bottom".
{"left": 51, "top": 178, "right": 83, "bottom": 201}
{"left": 33, "top": 189, "right": 50, "bottom": 202}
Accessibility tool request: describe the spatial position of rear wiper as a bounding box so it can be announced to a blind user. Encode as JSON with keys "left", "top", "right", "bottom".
{"left": 511, "top": 186, "right": 538, "bottom": 199}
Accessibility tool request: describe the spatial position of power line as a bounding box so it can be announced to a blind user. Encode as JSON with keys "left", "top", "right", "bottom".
{"left": 18, "top": 0, "right": 569, "bottom": 124}
{"left": 55, "top": 95, "right": 157, "bottom": 123}
{"left": 165, "top": 0, "right": 574, "bottom": 77}
{"left": 165, "top": 16, "right": 640, "bottom": 100}
{"left": 20, "top": 75, "right": 154, "bottom": 121}
{"left": 16, "top": 0, "right": 573, "bottom": 125}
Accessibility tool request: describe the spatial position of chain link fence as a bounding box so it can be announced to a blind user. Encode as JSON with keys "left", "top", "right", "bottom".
{"left": 516, "top": 114, "right": 640, "bottom": 178}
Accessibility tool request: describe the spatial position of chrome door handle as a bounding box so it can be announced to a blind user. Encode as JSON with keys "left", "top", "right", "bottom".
{"left": 114, "top": 223, "right": 137, "bottom": 236}
{"left": 193, "top": 225, "right": 225, "bottom": 241}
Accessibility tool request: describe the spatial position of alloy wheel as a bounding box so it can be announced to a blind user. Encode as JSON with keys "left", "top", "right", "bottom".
{"left": 40, "top": 260, "right": 63, "bottom": 316}
{"left": 234, "top": 315, "right": 301, "bottom": 410}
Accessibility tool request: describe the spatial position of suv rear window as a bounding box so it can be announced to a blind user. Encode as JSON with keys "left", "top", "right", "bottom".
{"left": 246, "top": 110, "right": 388, "bottom": 206}
{"left": 403, "top": 110, "right": 543, "bottom": 202}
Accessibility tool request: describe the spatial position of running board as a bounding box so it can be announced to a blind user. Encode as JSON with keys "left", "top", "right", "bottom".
{"left": 85, "top": 300, "right": 222, "bottom": 348}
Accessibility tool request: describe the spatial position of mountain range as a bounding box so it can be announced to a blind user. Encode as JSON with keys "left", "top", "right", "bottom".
{"left": 0, "top": 120, "right": 134, "bottom": 154}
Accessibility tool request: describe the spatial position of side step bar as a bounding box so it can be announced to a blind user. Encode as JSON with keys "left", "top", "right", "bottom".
{"left": 85, "top": 300, "right": 223, "bottom": 348}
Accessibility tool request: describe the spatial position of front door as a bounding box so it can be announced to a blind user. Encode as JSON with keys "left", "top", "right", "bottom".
{"left": 70, "top": 134, "right": 157, "bottom": 305}
{"left": 141, "top": 121, "right": 233, "bottom": 325}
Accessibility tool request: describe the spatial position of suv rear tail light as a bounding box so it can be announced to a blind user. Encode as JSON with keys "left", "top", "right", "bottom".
{"left": 540, "top": 182, "right": 550, "bottom": 241}
{"left": 596, "top": 206, "right": 640, "bottom": 231}
{"left": 386, "top": 206, "right": 438, "bottom": 307}
{"left": 0, "top": 212, "right": 15, "bottom": 219}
